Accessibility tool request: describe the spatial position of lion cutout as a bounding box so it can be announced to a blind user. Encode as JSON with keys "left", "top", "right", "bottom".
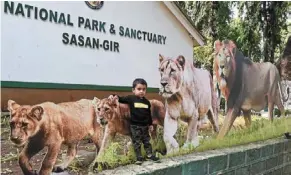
{"left": 158, "top": 54, "right": 219, "bottom": 154}
{"left": 213, "top": 39, "right": 290, "bottom": 139}
{"left": 7, "top": 99, "right": 102, "bottom": 175}
{"left": 91, "top": 96, "right": 165, "bottom": 159}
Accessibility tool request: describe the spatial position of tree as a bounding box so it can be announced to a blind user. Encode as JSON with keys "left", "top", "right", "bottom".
{"left": 183, "top": 1, "right": 232, "bottom": 43}
{"left": 177, "top": 1, "right": 232, "bottom": 72}
{"left": 236, "top": 1, "right": 262, "bottom": 61}
{"left": 236, "top": 1, "right": 288, "bottom": 62}
{"left": 175, "top": 1, "right": 289, "bottom": 68}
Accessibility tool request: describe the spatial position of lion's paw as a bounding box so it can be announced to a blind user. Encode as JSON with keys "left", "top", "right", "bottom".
{"left": 33, "top": 170, "right": 39, "bottom": 175}
{"left": 182, "top": 138, "right": 200, "bottom": 149}
{"left": 192, "top": 137, "right": 200, "bottom": 147}
{"left": 52, "top": 165, "right": 67, "bottom": 173}
{"left": 167, "top": 147, "right": 179, "bottom": 155}
{"left": 182, "top": 142, "right": 191, "bottom": 149}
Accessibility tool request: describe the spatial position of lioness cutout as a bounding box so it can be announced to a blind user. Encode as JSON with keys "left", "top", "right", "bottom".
{"left": 158, "top": 54, "right": 219, "bottom": 154}
{"left": 92, "top": 96, "right": 165, "bottom": 158}
{"left": 8, "top": 99, "right": 102, "bottom": 175}
{"left": 213, "top": 39, "right": 290, "bottom": 139}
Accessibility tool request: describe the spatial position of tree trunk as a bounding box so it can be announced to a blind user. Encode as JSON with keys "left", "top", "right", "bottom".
{"left": 269, "top": 1, "right": 275, "bottom": 63}
{"left": 262, "top": 1, "right": 268, "bottom": 62}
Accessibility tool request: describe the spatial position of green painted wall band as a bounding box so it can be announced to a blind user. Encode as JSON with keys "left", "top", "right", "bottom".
{"left": 1, "top": 81, "right": 160, "bottom": 93}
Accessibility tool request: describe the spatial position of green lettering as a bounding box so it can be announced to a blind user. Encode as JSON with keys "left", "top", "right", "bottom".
{"left": 114, "top": 42, "right": 119, "bottom": 52}
{"left": 84, "top": 18, "right": 91, "bottom": 30}
{"left": 24, "top": 4, "right": 33, "bottom": 18}
{"left": 147, "top": 33, "right": 153, "bottom": 42}
{"left": 142, "top": 31, "right": 147, "bottom": 41}
{"left": 70, "top": 34, "right": 77, "bottom": 46}
{"left": 152, "top": 34, "right": 157, "bottom": 43}
{"left": 137, "top": 30, "right": 142, "bottom": 40}
{"left": 58, "top": 13, "right": 66, "bottom": 25}
{"left": 99, "top": 21, "right": 106, "bottom": 33}
{"left": 92, "top": 38, "right": 99, "bottom": 49}
{"left": 103, "top": 40, "right": 109, "bottom": 51}
{"left": 78, "top": 17, "right": 84, "bottom": 28}
{"left": 119, "top": 26, "right": 124, "bottom": 36}
{"left": 34, "top": 7, "right": 38, "bottom": 19}
{"left": 4, "top": 1, "right": 14, "bottom": 14}
{"left": 78, "top": 35, "right": 84, "bottom": 46}
{"left": 67, "top": 14, "right": 74, "bottom": 27}
{"left": 62, "top": 33, "right": 69, "bottom": 44}
{"left": 157, "top": 35, "right": 162, "bottom": 44}
{"left": 125, "top": 28, "right": 130, "bottom": 38}
{"left": 15, "top": 2, "right": 25, "bottom": 17}
{"left": 85, "top": 37, "right": 92, "bottom": 48}
{"left": 92, "top": 20, "right": 98, "bottom": 31}
{"left": 49, "top": 10, "right": 58, "bottom": 23}
{"left": 131, "top": 29, "right": 136, "bottom": 39}
{"left": 162, "top": 36, "right": 167, "bottom": 44}
{"left": 39, "top": 8, "right": 48, "bottom": 21}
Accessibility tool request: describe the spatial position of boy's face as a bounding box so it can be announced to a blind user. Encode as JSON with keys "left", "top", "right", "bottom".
{"left": 133, "top": 84, "right": 147, "bottom": 98}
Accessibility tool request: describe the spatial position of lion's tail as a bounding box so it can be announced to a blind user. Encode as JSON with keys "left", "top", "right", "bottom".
{"left": 275, "top": 66, "right": 290, "bottom": 103}
{"left": 278, "top": 81, "right": 290, "bottom": 102}
{"left": 209, "top": 73, "right": 219, "bottom": 119}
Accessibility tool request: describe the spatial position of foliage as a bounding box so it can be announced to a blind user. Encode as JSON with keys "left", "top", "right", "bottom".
{"left": 175, "top": 1, "right": 290, "bottom": 68}
{"left": 235, "top": 1, "right": 263, "bottom": 61}
{"left": 193, "top": 39, "right": 213, "bottom": 70}
{"left": 237, "top": 1, "right": 289, "bottom": 63}
{"left": 182, "top": 1, "right": 232, "bottom": 42}
{"left": 276, "top": 21, "right": 291, "bottom": 61}
{"left": 193, "top": 18, "right": 262, "bottom": 68}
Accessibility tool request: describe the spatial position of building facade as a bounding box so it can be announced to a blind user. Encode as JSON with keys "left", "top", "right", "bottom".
{"left": 1, "top": 1, "right": 204, "bottom": 110}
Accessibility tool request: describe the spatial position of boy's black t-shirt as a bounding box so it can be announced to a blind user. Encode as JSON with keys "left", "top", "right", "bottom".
{"left": 116, "top": 95, "right": 152, "bottom": 126}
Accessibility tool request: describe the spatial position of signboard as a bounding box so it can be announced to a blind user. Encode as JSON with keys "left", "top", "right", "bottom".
{"left": 1, "top": 1, "right": 194, "bottom": 88}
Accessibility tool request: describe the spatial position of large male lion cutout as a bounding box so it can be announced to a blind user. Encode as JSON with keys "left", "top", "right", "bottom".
{"left": 7, "top": 99, "right": 102, "bottom": 175}
{"left": 158, "top": 54, "right": 219, "bottom": 154}
{"left": 91, "top": 97, "right": 165, "bottom": 159}
{"left": 213, "top": 39, "right": 290, "bottom": 139}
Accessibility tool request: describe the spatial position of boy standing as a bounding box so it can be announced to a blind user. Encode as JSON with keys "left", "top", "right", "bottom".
{"left": 109, "top": 78, "right": 160, "bottom": 165}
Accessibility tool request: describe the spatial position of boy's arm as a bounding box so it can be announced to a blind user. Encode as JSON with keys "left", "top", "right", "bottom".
{"left": 148, "top": 102, "right": 153, "bottom": 126}
{"left": 111, "top": 94, "right": 131, "bottom": 104}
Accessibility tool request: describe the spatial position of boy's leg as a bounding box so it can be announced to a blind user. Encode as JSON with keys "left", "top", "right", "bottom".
{"left": 141, "top": 125, "right": 153, "bottom": 156}
{"left": 141, "top": 126, "right": 160, "bottom": 162}
{"left": 130, "top": 125, "right": 143, "bottom": 164}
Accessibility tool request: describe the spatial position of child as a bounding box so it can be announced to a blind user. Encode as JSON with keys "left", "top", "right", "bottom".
{"left": 109, "top": 78, "right": 160, "bottom": 165}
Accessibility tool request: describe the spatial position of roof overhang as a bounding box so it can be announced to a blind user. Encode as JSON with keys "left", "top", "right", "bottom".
{"left": 163, "top": 1, "right": 205, "bottom": 46}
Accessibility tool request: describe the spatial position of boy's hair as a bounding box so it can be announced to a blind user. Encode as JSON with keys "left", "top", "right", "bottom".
{"left": 132, "top": 78, "right": 147, "bottom": 88}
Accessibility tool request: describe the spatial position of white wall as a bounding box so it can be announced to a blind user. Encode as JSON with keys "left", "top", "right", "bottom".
{"left": 1, "top": 1, "right": 194, "bottom": 88}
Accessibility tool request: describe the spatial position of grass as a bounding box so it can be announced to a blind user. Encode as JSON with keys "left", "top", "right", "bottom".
{"left": 0, "top": 152, "right": 19, "bottom": 163}
{"left": 166, "top": 116, "right": 291, "bottom": 157}
{"left": 93, "top": 115, "right": 291, "bottom": 172}
{"left": 1, "top": 112, "right": 289, "bottom": 173}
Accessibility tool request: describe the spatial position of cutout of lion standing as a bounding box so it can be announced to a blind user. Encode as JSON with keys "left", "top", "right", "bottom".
{"left": 7, "top": 99, "right": 102, "bottom": 175}
{"left": 213, "top": 39, "right": 290, "bottom": 139}
{"left": 158, "top": 54, "right": 219, "bottom": 154}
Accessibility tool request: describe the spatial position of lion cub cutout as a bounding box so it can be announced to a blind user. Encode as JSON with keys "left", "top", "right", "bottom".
{"left": 7, "top": 99, "right": 102, "bottom": 175}
{"left": 91, "top": 96, "right": 165, "bottom": 159}
{"left": 158, "top": 54, "right": 219, "bottom": 154}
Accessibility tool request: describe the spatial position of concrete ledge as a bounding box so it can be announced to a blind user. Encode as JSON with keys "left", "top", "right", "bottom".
{"left": 91, "top": 137, "right": 291, "bottom": 175}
